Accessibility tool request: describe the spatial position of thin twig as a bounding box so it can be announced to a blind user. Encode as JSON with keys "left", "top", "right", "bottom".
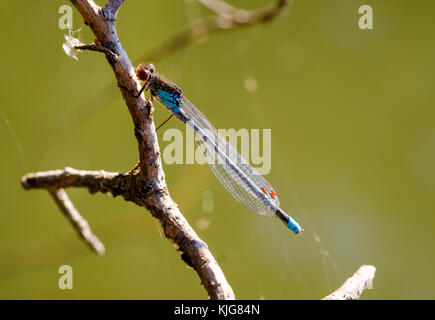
{"left": 49, "top": 188, "right": 105, "bottom": 255}
{"left": 145, "top": 0, "right": 291, "bottom": 62}
{"left": 322, "top": 265, "right": 376, "bottom": 300}
{"left": 75, "top": 44, "right": 120, "bottom": 64}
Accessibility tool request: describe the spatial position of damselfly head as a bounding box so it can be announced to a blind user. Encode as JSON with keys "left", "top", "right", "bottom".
{"left": 136, "top": 63, "right": 155, "bottom": 82}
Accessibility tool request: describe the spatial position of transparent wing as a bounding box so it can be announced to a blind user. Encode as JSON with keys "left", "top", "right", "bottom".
{"left": 178, "top": 97, "right": 279, "bottom": 216}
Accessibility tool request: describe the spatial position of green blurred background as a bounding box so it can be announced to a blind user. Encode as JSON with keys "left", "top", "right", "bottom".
{"left": 1, "top": 0, "right": 434, "bottom": 299}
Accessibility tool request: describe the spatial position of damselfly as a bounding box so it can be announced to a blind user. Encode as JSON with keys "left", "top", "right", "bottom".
{"left": 135, "top": 64, "right": 303, "bottom": 235}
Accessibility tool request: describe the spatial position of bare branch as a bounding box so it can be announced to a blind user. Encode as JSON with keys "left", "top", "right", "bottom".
{"left": 49, "top": 188, "right": 105, "bottom": 255}
{"left": 22, "top": 162, "right": 235, "bottom": 300}
{"left": 21, "top": 0, "right": 235, "bottom": 300}
{"left": 323, "top": 265, "right": 376, "bottom": 300}
{"left": 145, "top": 0, "right": 291, "bottom": 62}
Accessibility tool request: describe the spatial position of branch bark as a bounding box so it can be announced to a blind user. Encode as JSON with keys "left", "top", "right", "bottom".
{"left": 323, "top": 265, "right": 376, "bottom": 300}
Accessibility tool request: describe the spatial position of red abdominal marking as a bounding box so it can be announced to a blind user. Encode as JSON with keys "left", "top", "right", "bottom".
{"left": 261, "top": 187, "right": 277, "bottom": 199}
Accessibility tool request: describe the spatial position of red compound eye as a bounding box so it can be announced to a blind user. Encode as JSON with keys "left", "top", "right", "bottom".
{"left": 137, "top": 68, "right": 149, "bottom": 81}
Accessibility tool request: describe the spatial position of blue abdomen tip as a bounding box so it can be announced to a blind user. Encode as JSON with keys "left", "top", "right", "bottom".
{"left": 287, "top": 218, "right": 303, "bottom": 235}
